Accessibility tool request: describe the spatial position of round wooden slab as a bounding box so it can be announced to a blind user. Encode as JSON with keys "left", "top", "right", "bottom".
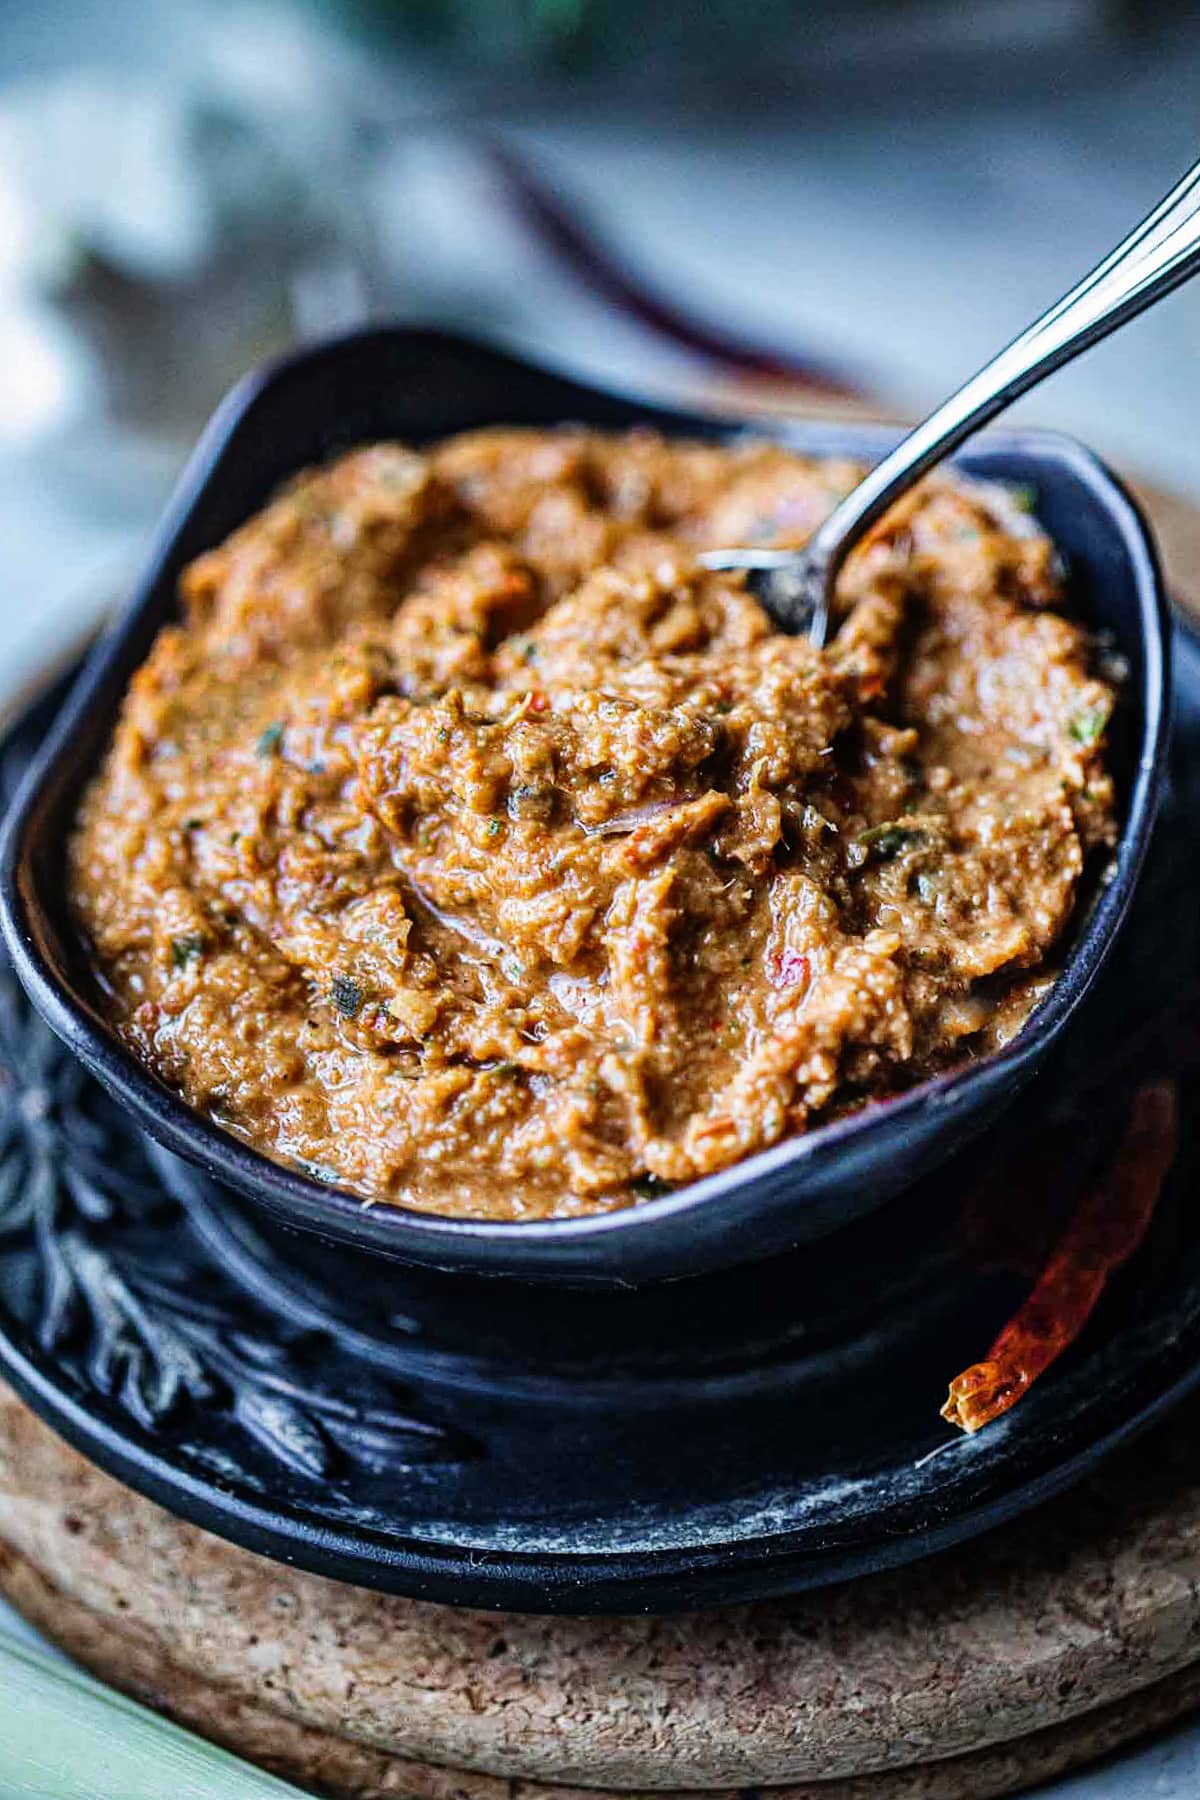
{"left": 5, "top": 1384, "right": 1200, "bottom": 1800}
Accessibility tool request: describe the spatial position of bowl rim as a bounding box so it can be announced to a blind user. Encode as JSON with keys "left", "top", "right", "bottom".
{"left": 0, "top": 325, "right": 1172, "bottom": 1282}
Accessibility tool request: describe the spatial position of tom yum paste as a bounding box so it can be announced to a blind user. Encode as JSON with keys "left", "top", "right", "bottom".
{"left": 70, "top": 430, "right": 1118, "bottom": 1221}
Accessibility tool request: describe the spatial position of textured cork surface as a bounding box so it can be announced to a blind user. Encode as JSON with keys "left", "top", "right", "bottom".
{"left": 5, "top": 1385, "right": 1200, "bottom": 1798}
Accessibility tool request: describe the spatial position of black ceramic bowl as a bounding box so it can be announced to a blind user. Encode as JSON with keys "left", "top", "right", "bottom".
{"left": 0, "top": 329, "right": 1171, "bottom": 1286}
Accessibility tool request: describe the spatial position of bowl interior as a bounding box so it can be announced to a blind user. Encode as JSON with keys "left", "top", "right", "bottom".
{"left": 0, "top": 328, "right": 1170, "bottom": 1285}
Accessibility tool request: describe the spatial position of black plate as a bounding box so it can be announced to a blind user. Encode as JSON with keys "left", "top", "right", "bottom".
{"left": 0, "top": 329, "right": 1171, "bottom": 1285}
{"left": 0, "top": 636, "right": 1196, "bottom": 1614}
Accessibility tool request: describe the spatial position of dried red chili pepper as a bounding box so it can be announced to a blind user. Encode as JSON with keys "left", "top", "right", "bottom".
{"left": 942, "top": 1081, "right": 1179, "bottom": 1434}
{"left": 769, "top": 950, "right": 811, "bottom": 992}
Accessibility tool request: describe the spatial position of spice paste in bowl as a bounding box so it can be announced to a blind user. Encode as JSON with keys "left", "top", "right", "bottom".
{"left": 69, "top": 429, "right": 1117, "bottom": 1220}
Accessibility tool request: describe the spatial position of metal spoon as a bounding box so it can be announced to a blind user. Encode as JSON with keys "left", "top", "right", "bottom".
{"left": 700, "top": 154, "right": 1200, "bottom": 646}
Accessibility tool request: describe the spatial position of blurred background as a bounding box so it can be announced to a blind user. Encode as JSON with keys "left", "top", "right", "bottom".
{"left": 2, "top": 0, "right": 1200, "bottom": 692}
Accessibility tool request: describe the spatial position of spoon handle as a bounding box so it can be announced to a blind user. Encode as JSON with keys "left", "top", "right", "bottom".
{"left": 803, "top": 154, "right": 1200, "bottom": 611}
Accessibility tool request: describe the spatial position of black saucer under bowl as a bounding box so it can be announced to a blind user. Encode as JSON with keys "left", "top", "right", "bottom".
{"left": 0, "top": 632, "right": 1197, "bottom": 1614}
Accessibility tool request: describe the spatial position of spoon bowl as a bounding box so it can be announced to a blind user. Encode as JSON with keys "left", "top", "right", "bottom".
{"left": 703, "top": 151, "right": 1200, "bottom": 642}
{"left": 0, "top": 329, "right": 1171, "bottom": 1285}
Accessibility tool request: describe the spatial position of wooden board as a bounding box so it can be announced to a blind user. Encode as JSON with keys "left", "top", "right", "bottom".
{"left": 6, "top": 1379, "right": 1200, "bottom": 1800}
